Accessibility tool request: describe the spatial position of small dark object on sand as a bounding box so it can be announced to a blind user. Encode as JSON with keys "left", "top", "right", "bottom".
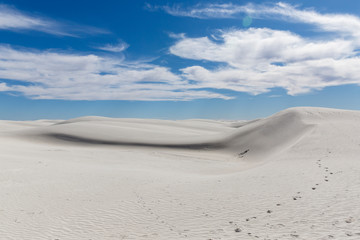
{"left": 239, "top": 149, "right": 250, "bottom": 156}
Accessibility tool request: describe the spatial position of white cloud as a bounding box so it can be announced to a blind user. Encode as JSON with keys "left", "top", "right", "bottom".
{"left": 249, "top": 2, "right": 360, "bottom": 38}
{"left": 2, "top": 2, "right": 360, "bottom": 100}
{"left": 154, "top": 2, "right": 360, "bottom": 96}
{"left": 171, "top": 28, "right": 354, "bottom": 67}
{"left": 181, "top": 58, "right": 360, "bottom": 95}
{"left": 0, "top": 4, "right": 107, "bottom": 36}
{"left": 168, "top": 32, "right": 186, "bottom": 39}
{"left": 159, "top": 2, "right": 360, "bottom": 37}
{"left": 170, "top": 27, "right": 360, "bottom": 95}
{"left": 96, "top": 41, "right": 129, "bottom": 53}
{"left": 0, "top": 46, "right": 230, "bottom": 100}
{"left": 151, "top": 3, "right": 242, "bottom": 19}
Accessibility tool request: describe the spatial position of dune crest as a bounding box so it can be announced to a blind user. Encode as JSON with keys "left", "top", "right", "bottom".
{"left": 16, "top": 107, "right": 344, "bottom": 162}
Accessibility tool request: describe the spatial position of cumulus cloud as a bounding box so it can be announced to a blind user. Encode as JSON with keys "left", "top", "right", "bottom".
{"left": 2, "top": 2, "right": 360, "bottom": 100}
{"left": 171, "top": 28, "right": 353, "bottom": 67}
{"left": 181, "top": 58, "right": 360, "bottom": 95}
{"left": 170, "top": 26, "right": 360, "bottom": 95}
{"left": 0, "top": 46, "right": 229, "bottom": 100}
{"left": 0, "top": 4, "right": 107, "bottom": 36}
{"left": 160, "top": 2, "right": 360, "bottom": 95}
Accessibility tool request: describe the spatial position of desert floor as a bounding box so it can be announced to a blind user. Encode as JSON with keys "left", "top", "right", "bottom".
{"left": 0, "top": 107, "right": 360, "bottom": 239}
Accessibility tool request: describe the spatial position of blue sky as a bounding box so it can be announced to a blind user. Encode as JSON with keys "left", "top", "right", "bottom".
{"left": 1, "top": 0, "right": 360, "bottom": 120}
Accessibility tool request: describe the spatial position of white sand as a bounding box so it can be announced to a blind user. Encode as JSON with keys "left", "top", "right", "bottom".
{"left": 1, "top": 107, "right": 360, "bottom": 239}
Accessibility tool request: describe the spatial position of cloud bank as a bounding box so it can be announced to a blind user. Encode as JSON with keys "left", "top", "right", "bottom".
{"left": 164, "top": 2, "right": 360, "bottom": 96}
{"left": 170, "top": 27, "right": 360, "bottom": 95}
{"left": 1, "top": 2, "right": 360, "bottom": 100}
{"left": 0, "top": 46, "right": 228, "bottom": 100}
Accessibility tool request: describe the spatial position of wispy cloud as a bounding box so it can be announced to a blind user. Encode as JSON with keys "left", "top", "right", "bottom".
{"left": 157, "top": 2, "right": 360, "bottom": 37}
{"left": 0, "top": 46, "right": 229, "bottom": 100}
{"left": 150, "top": 3, "right": 245, "bottom": 19}
{"left": 0, "top": 4, "right": 108, "bottom": 36}
{"left": 168, "top": 32, "right": 186, "bottom": 39}
{"left": 95, "top": 40, "right": 129, "bottom": 53}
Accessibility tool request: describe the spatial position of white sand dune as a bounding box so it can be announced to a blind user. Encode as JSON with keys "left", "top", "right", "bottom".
{"left": 1, "top": 107, "right": 360, "bottom": 239}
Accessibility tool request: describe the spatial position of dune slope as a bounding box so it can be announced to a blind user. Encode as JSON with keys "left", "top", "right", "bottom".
{"left": 19, "top": 107, "right": 322, "bottom": 162}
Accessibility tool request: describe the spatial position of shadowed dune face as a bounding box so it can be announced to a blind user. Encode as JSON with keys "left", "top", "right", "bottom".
{"left": 39, "top": 132, "right": 227, "bottom": 150}
{"left": 6, "top": 107, "right": 360, "bottom": 164}
{"left": 15, "top": 107, "right": 354, "bottom": 163}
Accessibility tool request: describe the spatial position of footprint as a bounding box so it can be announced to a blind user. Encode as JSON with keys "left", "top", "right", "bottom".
{"left": 234, "top": 228, "right": 241, "bottom": 232}
{"left": 293, "top": 195, "right": 302, "bottom": 200}
{"left": 239, "top": 149, "right": 250, "bottom": 158}
{"left": 290, "top": 233, "right": 299, "bottom": 238}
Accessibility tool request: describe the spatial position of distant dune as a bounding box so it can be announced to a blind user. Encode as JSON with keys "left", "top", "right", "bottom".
{"left": 1, "top": 107, "right": 360, "bottom": 239}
